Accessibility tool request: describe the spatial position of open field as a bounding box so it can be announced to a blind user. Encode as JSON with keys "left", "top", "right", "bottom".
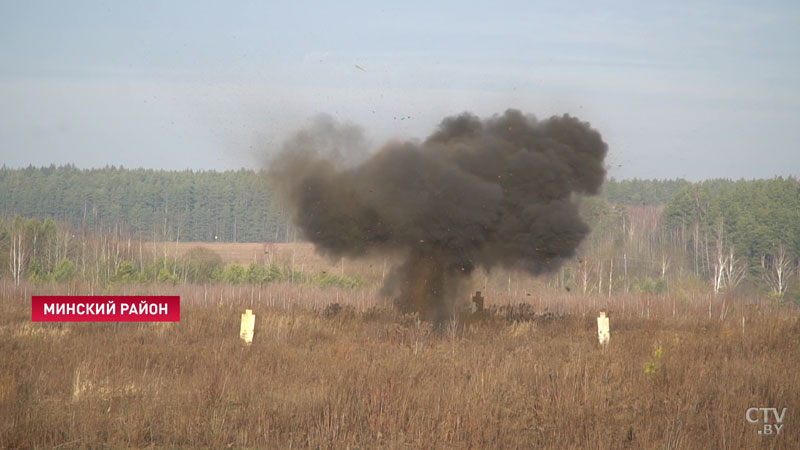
{"left": 143, "top": 241, "right": 390, "bottom": 277}
{"left": 2, "top": 280, "right": 799, "bottom": 449}
{"left": 144, "top": 242, "right": 313, "bottom": 267}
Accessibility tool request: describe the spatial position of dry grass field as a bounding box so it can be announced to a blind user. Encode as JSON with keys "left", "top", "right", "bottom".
{"left": 144, "top": 241, "right": 389, "bottom": 277}
{"left": 144, "top": 242, "right": 310, "bottom": 266}
{"left": 2, "top": 276, "right": 799, "bottom": 449}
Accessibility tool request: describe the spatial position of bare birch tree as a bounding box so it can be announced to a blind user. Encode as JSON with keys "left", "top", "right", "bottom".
{"left": 764, "top": 244, "right": 793, "bottom": 298}
{"left": 8, "top": 217, "right": 28, "bottom": 286}
{"left": 724, "top": 247, "right": 747, "bottom": 291}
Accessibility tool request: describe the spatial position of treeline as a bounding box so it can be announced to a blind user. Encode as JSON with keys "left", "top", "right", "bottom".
{"left": 567, "top": 176, "right": 800, "bottom": 301}
{"left": 661, "top": 177, "right": 800, "bottom": 296}
{"left": 1, "top": 166, "right": 691, "bottom": 244}
{"left": 601, "top": 178, "right": 691, "bottom": 206}
{"left": 0, "top": 215, "right": 359, "bottom": 288}
{"left": 1, "top": 166, "right": 798, "bottom": 300}
{"left": 0, "top": 165, "right": 294, "bottom": 242}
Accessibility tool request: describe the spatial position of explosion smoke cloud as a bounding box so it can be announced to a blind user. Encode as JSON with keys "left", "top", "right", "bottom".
{"left": 270, "top": 110, "right": 608, "bottom": 321}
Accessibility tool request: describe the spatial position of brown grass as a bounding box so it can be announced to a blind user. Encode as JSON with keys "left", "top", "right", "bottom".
{"left": 144, "top": 241, "right": 390, "bottom": 276}
{"left": 145, "top": 241, "right": 306, "bottom": 266}
{"left": 1, "top": 279, "right": 799, "bottom": 449}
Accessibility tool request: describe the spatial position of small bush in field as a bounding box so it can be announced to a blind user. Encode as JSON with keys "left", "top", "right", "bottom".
{"left": 221, "top": 263, "right": 246, "bottom": 284}
{"left": 156, "top": 267, "right": 178, "bottom": 284}
{"left": 313, "top": 271, "right": 359, "bottom": 288}
{"left": 183, "top": 247, "right": 224, "bottom": 283}
{"left": 245, "top": 261, "right": 269, "bottom": 284}
{"left": 52, "top": 258, "right": 77, "bottom": 282}
{"left": 644, "top": 345, "right": 664, "bottom": 379}
{"left": 112, "top": 261, "right": 137, "bottom": 283}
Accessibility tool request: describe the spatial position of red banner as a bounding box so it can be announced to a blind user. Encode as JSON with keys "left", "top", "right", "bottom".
{"left": 31, "top": 296, "right": 180, "bottom": 322}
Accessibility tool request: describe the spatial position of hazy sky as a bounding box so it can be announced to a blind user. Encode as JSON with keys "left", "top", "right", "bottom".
{"left": 1, "top": 0, "right": 798, "bottom": 180}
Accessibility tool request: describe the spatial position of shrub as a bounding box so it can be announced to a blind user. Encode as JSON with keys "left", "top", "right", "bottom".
{"left": 112, "top": 261, "right": 137, "bottom": 283}
{"left": 52, "top": 258, "right": 76, "bottom": 282}
{"left": 644, "top": 345, "right": 664, "bottom": 379}
{"left": 222, "top": 263, "right": 246, "bottom": 284}
{"left": 266, "top": 263, "right": 283, "bottom": 282}
{"left": 183, "top": 247, "right": 224, "bottom": 283}
{"left": 246, "top": 262, "right": 269, "bottom": 284}
{"left": 632, "top": 277, "right": 667, "bottom": 294}
{"left": 27, "top": 258, "right": 46, "bottom": 282}
{"left": 157, "top": 267, "right": 178, "bottom": 284}
{"left": 312, "top": 271, "right": 359, "bottom": 288}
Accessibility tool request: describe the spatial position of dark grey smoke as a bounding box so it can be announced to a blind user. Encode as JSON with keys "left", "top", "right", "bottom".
{"left": 270, "top": 109, "right": 608, "bottom": 321}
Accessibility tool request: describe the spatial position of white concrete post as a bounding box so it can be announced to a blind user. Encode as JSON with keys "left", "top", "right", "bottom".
{"left": 597, "top": 311, "right": 610, "bottom": 345}
{"left": 240, "top": 309, "right": 255, "bottom": 344}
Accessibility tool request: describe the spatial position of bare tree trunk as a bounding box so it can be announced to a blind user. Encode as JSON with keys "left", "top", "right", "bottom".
{"left": 9, "top": 234, "right": 24, "bottom": 286}
{"left": 725, "top": 247, "right": 747, "bottom": 291}
{"left": 597, "top": 261, "right": 604, "bottom": 295}
{"left": 693, "top": 223, "right": 699, "bottom": 276}
{"left": 764, "top": 245, "right": 792, "bottom": 298}
{"left": 580, "top": 260, "right": 588, "bottom": 295}
{"left": 661, "top": 254, "right": 670, "bottom": 279}
{"left": 712, "top": 223, "right": 727, "bottom": 296}
{"left": 623, "top": 253, "right": 629, "bottom": 294}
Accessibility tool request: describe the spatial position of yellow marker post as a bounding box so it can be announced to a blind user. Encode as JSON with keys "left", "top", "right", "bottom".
{"left": 597, "top": 311, "right": 610, "bottom": 345}
{"left": 240, "top": 309, "right": 255, "bottom": 344}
